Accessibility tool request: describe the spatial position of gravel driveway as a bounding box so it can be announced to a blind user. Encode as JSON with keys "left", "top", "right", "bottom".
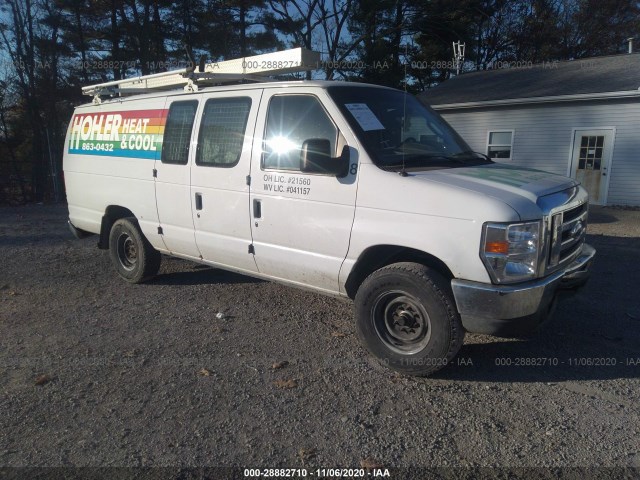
{"left": 1, "top": 204, "right": 639, "bottom": 478}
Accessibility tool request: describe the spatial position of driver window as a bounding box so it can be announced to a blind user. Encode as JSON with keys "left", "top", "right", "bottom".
{"left": 263, "top": 95, "right": 337, "bottom": 171}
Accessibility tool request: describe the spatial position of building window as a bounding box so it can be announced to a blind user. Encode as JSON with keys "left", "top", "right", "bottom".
{"left": 577, "top": 135, "right": 604, "bottom": 170}
{"left": 196, "top": 97, "right": 252, "bottom": 167}
{"left": 263, "top": 95, "right": 337, "bottom": 171}
{"left": 487, "top": 130, "right": 514, "bottom": 160}
{"left": 162, "top": 101, "right": 198, "bottom": 165}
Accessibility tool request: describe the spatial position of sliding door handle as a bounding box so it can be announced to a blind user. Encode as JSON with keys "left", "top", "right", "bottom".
{"left": 195, "top": 193, "right": 203, "bottom": 211}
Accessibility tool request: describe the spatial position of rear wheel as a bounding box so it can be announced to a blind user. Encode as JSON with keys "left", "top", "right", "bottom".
{"left": 108, "top": 217, "right": 161, "bottom": 283}
{"left": 355, "top": 262, "right": 464, "bottom": 376}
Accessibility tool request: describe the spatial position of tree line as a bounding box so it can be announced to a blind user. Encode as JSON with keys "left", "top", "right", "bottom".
{"left": 0, "top": 0, "right": 637, "bottom": 203}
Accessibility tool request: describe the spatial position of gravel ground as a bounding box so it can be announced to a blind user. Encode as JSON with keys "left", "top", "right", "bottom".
{"left": 1, "top": 204, "right": 639, "bottom": 478}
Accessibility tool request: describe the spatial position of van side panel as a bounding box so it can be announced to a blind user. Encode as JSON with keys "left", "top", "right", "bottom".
{"left": 63, "top": 97, "right": 168, "bottom": 251}
{"left": 340, "top": 164, "right": 521, "bottom": 288}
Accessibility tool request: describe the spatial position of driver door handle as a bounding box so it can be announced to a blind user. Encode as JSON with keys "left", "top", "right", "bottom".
{"left": 253, "top": 199, "right": 262, "bottom": 219}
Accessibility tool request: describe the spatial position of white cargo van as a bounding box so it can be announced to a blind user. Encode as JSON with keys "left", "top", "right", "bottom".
{"left": 64, "top": 49, "right": 595, "bottom": 376}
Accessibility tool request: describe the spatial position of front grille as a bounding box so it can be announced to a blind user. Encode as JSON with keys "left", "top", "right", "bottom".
{"left": 563, "top": 203, "right": 587, "bottom": 223}
{"left": 548, "top": 202, "right": 588, "bottom": 269}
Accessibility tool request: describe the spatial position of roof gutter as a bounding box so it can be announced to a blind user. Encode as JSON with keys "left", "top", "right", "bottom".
{"left": 429, "top": 89, "right": 640, "bottom": 111}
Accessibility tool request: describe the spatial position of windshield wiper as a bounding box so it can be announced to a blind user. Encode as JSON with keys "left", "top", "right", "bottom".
{"left": 380, "top": 152, "right": 493, "bottom": 173}
{"left": 447, "top": 150, "right": 493, "bottom": 163}
{"left": 381, "top": 154, "right": 466, "bottom": 171}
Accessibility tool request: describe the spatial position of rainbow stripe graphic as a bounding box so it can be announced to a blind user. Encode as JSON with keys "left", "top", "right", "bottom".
{"left": 68, "top": 109, "right": 168, "bottom": 159}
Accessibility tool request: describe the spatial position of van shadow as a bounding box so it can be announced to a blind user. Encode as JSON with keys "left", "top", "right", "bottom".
{"left": 151, "top": 264, "right": 263, "bottom": 286}
{"left": 587, "top": 206, "right": 620, "bottom": 224}
{"left": 433, "top": 233, "right": 640, "bottom": 383}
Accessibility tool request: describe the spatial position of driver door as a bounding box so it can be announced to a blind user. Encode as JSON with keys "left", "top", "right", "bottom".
{"left": 248, "top": 90, "right": 359, "bottom": 293}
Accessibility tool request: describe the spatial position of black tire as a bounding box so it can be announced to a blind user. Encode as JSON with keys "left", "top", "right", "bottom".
{"left": 108, "top": 217, "right": 161, "bottom": 283}
{"left": 354, "top": 262, "right": 464, "bottom": 376}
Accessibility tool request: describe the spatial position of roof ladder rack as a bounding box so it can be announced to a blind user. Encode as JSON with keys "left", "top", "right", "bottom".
{"left": 82, "top": 48, "right": 321, "bottom": 103}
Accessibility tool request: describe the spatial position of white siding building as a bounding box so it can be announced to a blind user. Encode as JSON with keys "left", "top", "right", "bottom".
{"left": 420, "top": 54, "right": 640, "bottom": 206}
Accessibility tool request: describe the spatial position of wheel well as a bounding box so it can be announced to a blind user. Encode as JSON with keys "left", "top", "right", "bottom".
{"left": 344, "top": 245, "right": 454, "bottom": 299}
{"left": 98, "top": 205, "right": 135, "bottom": 249}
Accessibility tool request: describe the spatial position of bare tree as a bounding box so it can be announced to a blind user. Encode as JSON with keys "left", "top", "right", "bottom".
{"left": 0, "top": 83, "right": 29, "bottom": 203}
{"left": 0, "top": 0, "right": 47, "bottom": 200}
{"left": 317, "top": 0, "right": 353, "bottom": 79}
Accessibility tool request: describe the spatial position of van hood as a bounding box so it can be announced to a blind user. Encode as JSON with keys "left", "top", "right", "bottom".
{"left": 416, "top": 163, "right": 578, "bottom": 219}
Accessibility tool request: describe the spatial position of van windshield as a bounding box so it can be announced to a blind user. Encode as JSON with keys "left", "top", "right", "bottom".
{"left": 327, "top": 86, "right": 492, "bottom": 171}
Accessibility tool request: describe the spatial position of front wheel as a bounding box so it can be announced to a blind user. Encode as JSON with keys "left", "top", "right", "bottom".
{"left": 354, "top": 262, "right": 464, "bottom": 376}
{"left": 108, "top": 217, "right": 161, "bottom": 283}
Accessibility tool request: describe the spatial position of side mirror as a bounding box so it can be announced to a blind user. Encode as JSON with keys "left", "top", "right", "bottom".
{"left": 300, "top": 139, "right": 349, "bottom": 177}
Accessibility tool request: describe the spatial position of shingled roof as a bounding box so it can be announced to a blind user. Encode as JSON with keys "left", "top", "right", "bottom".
{"left": 420, "top": 53, "right": 640, "bottom": 107}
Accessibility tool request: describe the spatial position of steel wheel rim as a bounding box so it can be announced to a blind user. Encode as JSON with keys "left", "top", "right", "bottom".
{"left": 372, "top": 291, "right": 431, "bottom": 354}
{"left": 117, "top": 232, "right": 137, "bottom": 271}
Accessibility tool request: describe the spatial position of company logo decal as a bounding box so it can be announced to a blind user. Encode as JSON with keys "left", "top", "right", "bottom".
{"left": 67, "top": 109, "right": 168, "bottom": 159}
{"left": 570, "top": 220, "right": 585, "bottom": 237}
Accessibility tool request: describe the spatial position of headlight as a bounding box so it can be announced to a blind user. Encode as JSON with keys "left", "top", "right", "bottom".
{"left": 481, "top": 221, "right": 541, "bottom": 284}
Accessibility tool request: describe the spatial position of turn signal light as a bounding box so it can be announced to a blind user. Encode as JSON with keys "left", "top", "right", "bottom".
{"left": 485, "top": 241, "right": 509, "bottom": 254}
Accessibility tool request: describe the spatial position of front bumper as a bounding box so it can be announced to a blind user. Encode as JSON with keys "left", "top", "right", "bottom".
{"left": 451, "top": 243, "right": 596, "bottom": 336}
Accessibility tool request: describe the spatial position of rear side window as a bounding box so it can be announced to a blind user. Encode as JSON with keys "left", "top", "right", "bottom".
{"left": 161, "top": 100, "right": 198, "bottom": 164}
{"left": 196, "top": 97, "right": 252, "bottom": 167}
{"left": 263, "top": 95, "right": 337, "bottom": 171}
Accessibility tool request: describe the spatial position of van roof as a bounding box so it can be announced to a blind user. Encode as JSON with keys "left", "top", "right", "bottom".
{"left": 74, "top": 80, "right": 396, "bottom": 110}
